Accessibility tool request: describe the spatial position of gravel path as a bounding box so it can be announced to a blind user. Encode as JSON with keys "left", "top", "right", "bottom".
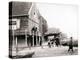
{"left": 32, "top": 46, "right": 78, "bottom": 58}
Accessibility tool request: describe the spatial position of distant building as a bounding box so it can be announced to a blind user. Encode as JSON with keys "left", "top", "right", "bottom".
{"left": 44, "top": 28, "right": 61, "bottom": 41}
{"left": 38, "top": 15, "right": 48, "bottom": 41}
{"left": 39, "top": 16, "right": 48, "bottom": 35}
{"left": 9, "top": 1, "right": 48, "bottom": 48}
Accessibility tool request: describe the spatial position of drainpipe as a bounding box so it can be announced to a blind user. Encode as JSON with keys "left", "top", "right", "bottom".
{"left": 25, "top": 29, "right": 27, "bottom": 47}
{"left": 36, "top": 31, "right": 37, "bottom": 46}
{"left": 16, "top": 37, "right": 18, "bottom": 58}
{"left": 33, "top": 31, "right": 34, "bottom": 47}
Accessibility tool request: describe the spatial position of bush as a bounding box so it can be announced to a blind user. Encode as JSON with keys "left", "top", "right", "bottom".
{"left": 73, "top": 40, "right": 78, "bottom": 47}
{"left": 61, "top": 40, "right": 78, "bottom": 47}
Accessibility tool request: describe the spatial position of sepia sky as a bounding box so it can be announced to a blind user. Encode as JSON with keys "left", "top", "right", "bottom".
{"left": 36, "top": 3, "right": 78, "bottom": 39}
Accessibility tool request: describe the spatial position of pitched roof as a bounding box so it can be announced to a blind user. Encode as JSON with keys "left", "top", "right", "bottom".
{"left": 9, "top": 1, "right": 32, "bottom": 16}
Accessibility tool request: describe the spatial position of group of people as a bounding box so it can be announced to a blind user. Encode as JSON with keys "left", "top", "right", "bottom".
{"left": 48, "top": 36, "right": 60, "bottom": 48}
{"left": 48, "top": 36, "right": 74, "bottom": 52}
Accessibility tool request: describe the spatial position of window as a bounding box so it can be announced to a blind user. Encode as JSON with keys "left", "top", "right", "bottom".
{"left": 9, "top": 21, "right": 16, "bottom": 25}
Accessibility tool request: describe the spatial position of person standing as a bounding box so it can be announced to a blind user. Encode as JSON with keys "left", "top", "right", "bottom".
{"left": 55, "top": 36, "right": 60, "bottom": 47}
{"left": 68, "top": 37, "right": 73, "bottom": 52}
{"left": 40, "top": 40, "right": 42, "bottom": 46}
{"left": 40, "top": 38, "right": 43, "bottom": 48}
{"left": 48, "top": 40, "right": 51, "bottom": 48}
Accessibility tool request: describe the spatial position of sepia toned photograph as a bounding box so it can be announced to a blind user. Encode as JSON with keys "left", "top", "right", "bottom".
{"left": 9, "top": 1, "right": 78, "bottom": 59}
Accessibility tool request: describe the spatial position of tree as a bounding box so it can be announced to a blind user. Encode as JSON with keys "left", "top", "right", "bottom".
{"left": 59, "top": 32, "right": 67, "bottom": 40}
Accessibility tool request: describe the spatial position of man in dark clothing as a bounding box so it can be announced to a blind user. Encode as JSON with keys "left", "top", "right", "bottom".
{"left": 55, "top": 37, "right": 60, "bottom": 47}
{"left": 68, "top": 37, "right": 73, "bottom": 52}
{"left": 40, "top": 40, "right": 42, "bottom": 46}
{"left": 48, "top": 40, "right": 51, "bottom": 48}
